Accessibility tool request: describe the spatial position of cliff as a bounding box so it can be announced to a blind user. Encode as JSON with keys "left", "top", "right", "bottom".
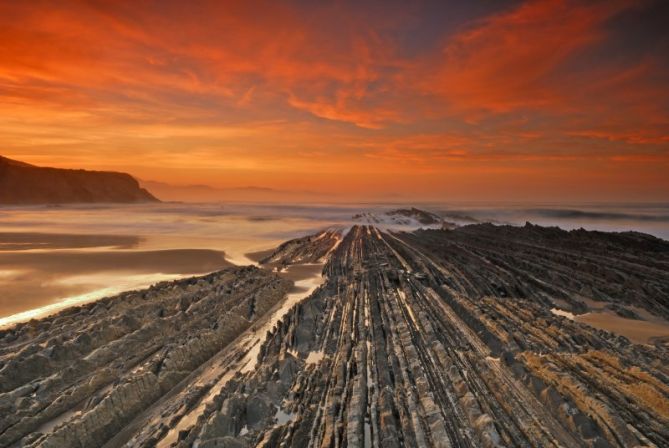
{"left": 0, "top": 156, "right": 158, "bottom": 204}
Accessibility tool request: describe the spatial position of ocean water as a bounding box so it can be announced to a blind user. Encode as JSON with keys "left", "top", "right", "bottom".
{"left": 0, "top": 201, "right": 667, "bottom": 326}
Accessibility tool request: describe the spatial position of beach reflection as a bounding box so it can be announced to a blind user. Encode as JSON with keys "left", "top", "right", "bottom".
{"left": 0, "top": 203, "right": 334, "bottom": 326}
{"left": 0, "top": 201, "right": 667, "bottom": 327}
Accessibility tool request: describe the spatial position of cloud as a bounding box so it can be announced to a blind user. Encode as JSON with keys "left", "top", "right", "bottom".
{"left": 0, "top": 0, "right": 667, "bottom": 201}
{"left": 569, "top": 129, "right": 669, "bottom": 145}
{"left": 423, "top": 0, "right": 635, "bottom": 113}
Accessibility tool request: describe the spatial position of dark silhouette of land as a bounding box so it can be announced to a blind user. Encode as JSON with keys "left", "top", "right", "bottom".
{"left": 0, "top": 156, "right": 158, "bottom": 204}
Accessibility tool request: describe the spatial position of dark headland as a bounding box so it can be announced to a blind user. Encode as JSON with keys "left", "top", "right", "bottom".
{"left": 0, "top": 156, "right": 158, "bottom": 204}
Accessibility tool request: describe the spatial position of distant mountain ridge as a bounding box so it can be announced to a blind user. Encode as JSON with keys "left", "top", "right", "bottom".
{"left": 0, "top": 156, "right": 158, "bottom": 204}
{"left": 139, "top": 179, "right": 328, "bottom": 202}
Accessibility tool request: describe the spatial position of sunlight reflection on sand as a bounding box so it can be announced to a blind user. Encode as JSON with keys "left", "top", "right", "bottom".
{"left": 0, "top": 203, "right": 335, "bottom": 324}
{"left": 0, "top": 273, "right": 187, "bottom": 328}
{"left": 1, "top": 202, "right": 667, "bottom": 328}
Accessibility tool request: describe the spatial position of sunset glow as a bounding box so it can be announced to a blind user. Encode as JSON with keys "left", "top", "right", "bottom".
{"left": 1, "top": 0, "right": 667, "bottom": 201}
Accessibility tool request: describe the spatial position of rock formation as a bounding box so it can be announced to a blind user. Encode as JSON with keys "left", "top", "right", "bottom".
{"left": 0, "top": 156, "right": 158, "bottom": 204}
{"left": 1, "top": 223, "right": 668, "bottom": 447}
{"left": 256, "top": 229, "right": 342, "bottom": 267}
{"left": 0, "top": 267, "right": 290, "bottom": 447}
{"left": 353, "top": 208, "right": 443, "bottom": 227}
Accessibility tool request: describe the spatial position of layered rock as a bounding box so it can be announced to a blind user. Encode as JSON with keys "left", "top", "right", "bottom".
{"left": 403, "top": 223, "right": 669, "bottom": 320}
{"left": 0, "top": 266, "right": 290, "bottom": 447}
{"left": 353, "top": 207, "right": 443, "bottom": 227}
{"left": 1, "top": 223, "right": 668, "bottom": 447}
{"left": 256, "top": 229, "right": 341, "bottom": 267}
{"left": 163, "top": 225, "right": 668, "bottom": 448}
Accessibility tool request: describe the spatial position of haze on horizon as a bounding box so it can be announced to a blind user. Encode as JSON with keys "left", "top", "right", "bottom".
{"left": 1, "top": 0, "right": 668, "bottom": 202}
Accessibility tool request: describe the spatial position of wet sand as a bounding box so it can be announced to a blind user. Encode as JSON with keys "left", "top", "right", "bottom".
{"left": 0, "top": 248, "right": 231, "bottom": 321}
{"left": 0, "top": 232, "right": 141, "bottom": 250}
{"left": 552, "top": 300, "right": 669, "bottom": 344}
{"left": 0, "top": 203, "right": 333, "bottom": 327}
{"left": 245, "top": 247, "right": 275, "bottom": 264}
{"left": 0, "top": 249, "right": 230, "bottom": 275}
{"left": 576, "top": 311, "right": 669, "bottom": 344}
{"left": 0, "top": 272, "right": 188, "bottom": 328}
{"left": 274, "top": 262, "right": 324, "bottom": 283}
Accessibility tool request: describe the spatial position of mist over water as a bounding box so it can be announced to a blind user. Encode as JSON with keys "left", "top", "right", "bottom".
{"left": 0, "top": 201, "right": 667, "bottom": 326}
{"left": 426, "top": 202, "right": 669, "bottom": 239}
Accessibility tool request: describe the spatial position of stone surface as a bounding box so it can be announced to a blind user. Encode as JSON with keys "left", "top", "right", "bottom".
{"left": 257, "top": 229, "right": 341, "bottom": 266}
{"left": 178, "top": 225, "right": 668, "bottom": 448}
{"left": 1, "top": 223, "right": 668, "bottom": 447}
{"left": 0, "top": 266, "right": 290, "bottom": 447}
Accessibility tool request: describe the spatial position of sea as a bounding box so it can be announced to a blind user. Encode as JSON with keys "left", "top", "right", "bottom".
{"left": 1, "top": 201, "right": 667, "bottom": 327}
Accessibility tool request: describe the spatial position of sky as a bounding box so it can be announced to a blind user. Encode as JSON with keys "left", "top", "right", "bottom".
{"left": 0, "top": 0, "right": 668, "bottom": 202}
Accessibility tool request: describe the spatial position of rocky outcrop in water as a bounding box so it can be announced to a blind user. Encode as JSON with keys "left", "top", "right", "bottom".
{"left": 387, "top": 207, "right": 443, "bottom": 225}
{"left": 0, "top": 156, "right": 158, "bottom": 204}
{"left": 353, "top": 208, "right": 443, "bottom": 227}
{"left": 1, "top": 223, "right": 668, "bottom": 447}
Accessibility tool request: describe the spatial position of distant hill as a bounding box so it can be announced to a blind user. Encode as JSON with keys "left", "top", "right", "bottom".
{"left": 140, "top": 179, "right": 328, "bottom": 202}
{"left": 0, "top": 156, "right": 158, "bottom": 204}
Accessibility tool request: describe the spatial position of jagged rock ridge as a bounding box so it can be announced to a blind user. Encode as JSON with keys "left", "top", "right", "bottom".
{"left": 1, "top": 223, "right": 668, "bottom": 447}
{"left": 169, "top": 224, "right": 668, "bottom": 448}
{"left": 0, "top": 266, "right": 291, "bottom": 447}
{"left": 0, "top": 156, "right": 159, "bottom": 204}
{"left": 256, "top": 229, "right": 342, "bottom": 267}
{"left": 353, "top": 207, "right": 443, "bottom": 226}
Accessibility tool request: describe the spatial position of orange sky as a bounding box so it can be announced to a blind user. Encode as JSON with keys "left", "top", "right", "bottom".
{"left": 1, "top": 0, "right": 668, "bottom": 201}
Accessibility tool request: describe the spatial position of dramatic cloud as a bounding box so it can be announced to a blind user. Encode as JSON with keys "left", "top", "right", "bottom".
{"left": 0, "top": 0, "right": 667, "bottom": 200}
{"left": 428, "top": 0, "right": 630, "bottom": 112}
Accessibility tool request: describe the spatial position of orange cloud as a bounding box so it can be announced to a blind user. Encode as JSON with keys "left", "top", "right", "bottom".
{"left": 570, "top": 130, "right": 669, "bottom": 145}
{"left": 425, "top": 0, "right": 636, "bottom": 114}
{"left": 0, "top": 0, "right": 667, "bottom": 201}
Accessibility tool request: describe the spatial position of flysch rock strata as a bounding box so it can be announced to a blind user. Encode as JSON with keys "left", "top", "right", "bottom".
{"left": 0, "top": 266, "right": 291, "bottom": 447}
{"left": 1, "top": 223, "right": 668, "bottom": 447}
{"left": 167, "top": 225, "right": 667, "bottom": 448}
{"left": 257, "top": 229, "right": 342, "bottom": 267}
